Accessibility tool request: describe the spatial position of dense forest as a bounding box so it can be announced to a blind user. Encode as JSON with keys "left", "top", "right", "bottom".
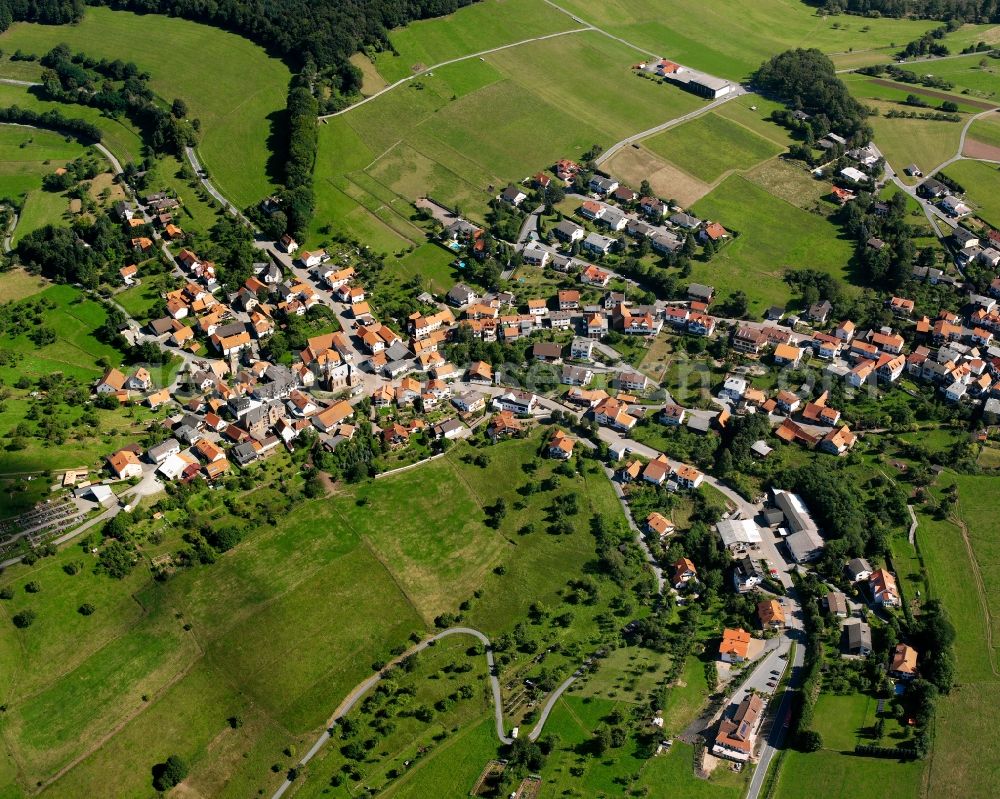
{"left": 0, "top": 0, "right": 83, "bottom": 31}
{"left": 90, "top": 0, "right": 479, "bottom": 89}
{"left": 817, "top": 0, "right": 1000, "bottom": 22}
{"left": 752, "top": 48, "right": 873, "bottom": 145}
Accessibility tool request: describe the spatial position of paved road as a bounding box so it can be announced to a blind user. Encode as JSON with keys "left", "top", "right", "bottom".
{"left": 317, "top": 27, "right": 592, "bottom": 121}
{"left": 271, "top": 626, "right": 582, "bottom": 799}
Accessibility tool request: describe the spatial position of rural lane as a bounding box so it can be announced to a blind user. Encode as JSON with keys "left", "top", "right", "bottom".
{"left": 271, "top": 626, "right": 583, "bottom": 799}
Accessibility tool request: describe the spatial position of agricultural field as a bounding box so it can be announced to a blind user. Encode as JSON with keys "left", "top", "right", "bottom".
{"left": 0, "top": 268, "right": 46, "bottom": 301}
{"left": 941, "top": 159, "right": 1000, "bottom": 227}
{"left": 312, "top": 31, "right": 705, "bottom": 252}
{"left": 0, "top": 431, "right": 635, "bottom": 797}
{"left": 0, "top": 6, "right": 290, "bottom": 207}
{"left": 687, "top": 175, "right": 856, "bottom": 312}
{"left": 642, "top": 113, "right": 784, "bottom": 184}
{"left": 372, "top": 0, "right": 579, "bottom": 83}
{"left": 551, "top": 0, "right": 971, "bottom": 80}
{"left": 966, "top": 112, "right": 1000, "bottom": 150}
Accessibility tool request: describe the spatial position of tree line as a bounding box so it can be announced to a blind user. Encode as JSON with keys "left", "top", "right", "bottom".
{"left": 0, "top": 0, "right": 82, "bottom": 31}
{"left": 0, "top": 104, "right": 102, "bottom": 142}
{"left": 816, "top": 0, "right": 1000, "bottom": 23}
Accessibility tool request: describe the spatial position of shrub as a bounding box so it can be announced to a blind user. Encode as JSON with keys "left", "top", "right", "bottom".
{"left": 12, "top": 610, "right": 35, "bottom": 628}
{"left": 78, "top": 603, "right": 95, "bottom": 616}
{"left": 151, "top": 754, "right": 188, "bottom": 791}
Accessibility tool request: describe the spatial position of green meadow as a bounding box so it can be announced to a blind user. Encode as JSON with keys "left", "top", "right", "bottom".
{"left": 643, "top": 111, "right": 784, "bottom": 183}
{"left": 373, "top": 0, "right": 579, "bottom": 83}
{"left": 0, "top": 6, "right": 290, "bottom": 207}
{"left": 688, "top": 175, "right": 856, "bottom": 311}
{"left": 549, "top": 0, "right": 969, "bottom": 80}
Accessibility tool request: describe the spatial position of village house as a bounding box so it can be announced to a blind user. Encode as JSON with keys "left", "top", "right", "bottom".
{"left": 757, "top": 598, "right": 785, "bottom": 630}
{"left": 869, "top": 568, "right": 900, "bottom": 607}
{"left": 843, "top": 619, "right": 873, "bottom": 656}
{"left": 889, "top": 643, "right": 919, "bottom": 680}
{"left": 492, "top": 390, "right": 536, "bottom": 415}
{"left": 718, "top": 628, "right": 751, "bottom": 663}
{"left": 548, "top": 429, "right": 575, "bottom": 459}
{"left": 712, "top": 693, "right": 765, "bottom": 763}
{"left": 672, "top": 557, "right": 697, "bottom": 590}
{"left": 107, "top": 448, "right": 143, "bottom": 480}
{"left": 646, "top": 511, "right": 674, "bottom": 537}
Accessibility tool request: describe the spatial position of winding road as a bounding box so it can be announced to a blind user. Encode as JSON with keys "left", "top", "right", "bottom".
{"left": 270, "top": 626, "right": 582, "bottom": 799}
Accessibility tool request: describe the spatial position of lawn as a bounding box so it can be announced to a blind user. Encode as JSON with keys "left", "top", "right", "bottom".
{"left": 0, "top": 6, "right": 290, "bottom": 207}
{"left": 642, "top": 112, "right": 783, "bottom": 184}
{"left": 940, "top": 159, "right": 1000, "bottom": 227}
{"left": 688, "top": 175, "right": 857, "bottom": 312}
{"left": 372, "top": 0, "right": 579, "bottom": 83}
{"left": 775, "top": 747, "right": 924, "bottom": 799}
{"left": 313, "top": 31, "right": 705, "bottom": 251}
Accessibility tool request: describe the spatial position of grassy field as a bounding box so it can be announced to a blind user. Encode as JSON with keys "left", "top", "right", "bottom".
{"left": 373, "top": 0, "right": 578, "bottom": 83}
{"left": 687, "top": 175, "right": 856, "bottom": 312}
{"left": 642, "top": 112, "right": 784, "bottom": 184}
{"left": 0, "top": 431, "right": 634, "bottom": 797}
{"left": 0, "top": 7, "right": 290, "bottom": 207}
{"left": 552, "top": 0, "right": 968, "bottom": 80}
{"left": 388, "top": 242, "right": 461, "bottom": 294}
{"left": 0, "top": 125, "right": 91, "bottom": 243}
{"left": 913, "top": 54, "right": 1000, "bottom": 100}
{"left": 775, "top": 747, "right": 925, "bottom": 799}
{"left": 0, "top": 268, "right": 47, "bottom": 300}
{"left": 313, "top": 31, "right": 705, "bottom": 252}
{"left": 0, "top": 284, "right": 123, "bottom": 382}
{"left": 941, "top": 159, "right": 1000, "bottom": 226}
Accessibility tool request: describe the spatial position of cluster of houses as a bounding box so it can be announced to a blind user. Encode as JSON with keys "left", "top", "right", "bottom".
{"left": 114, "top": 192, "right": 184, "bottom": 258}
